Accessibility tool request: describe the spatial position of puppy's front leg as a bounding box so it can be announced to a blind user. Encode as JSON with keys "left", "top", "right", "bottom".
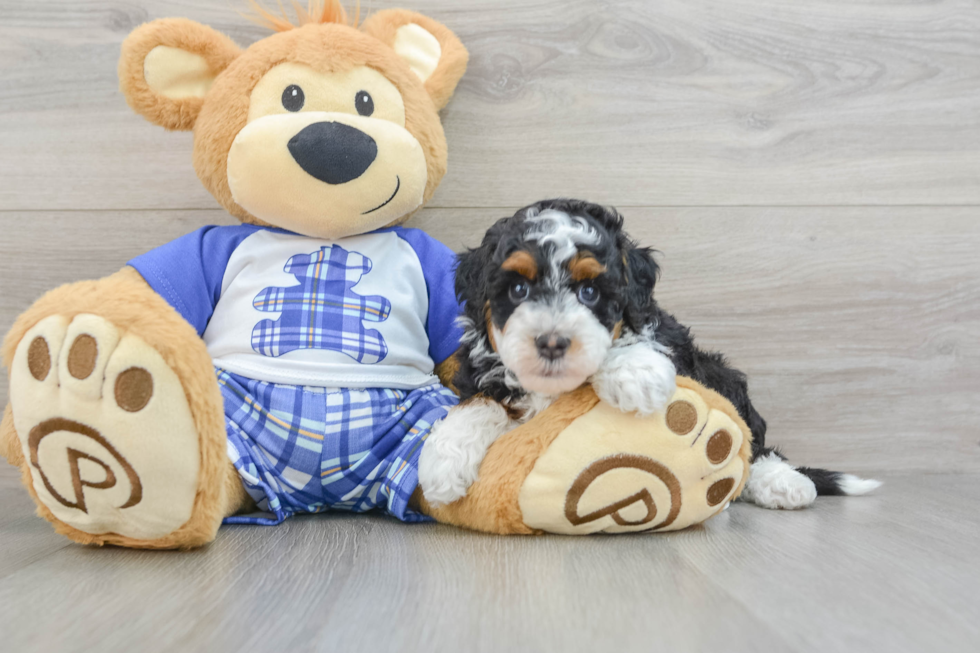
{"left": 418, "top": 397, "right": 513, "bottom": 506}
{"left": 591, "top": 341, "right": 677, "bottom": 416}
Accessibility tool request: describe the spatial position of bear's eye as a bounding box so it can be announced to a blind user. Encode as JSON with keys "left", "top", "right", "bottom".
{"left": 282, "top": 85, "right": 305, "bottom": 112}
{"left": 355, "top": 90, "right": 374, "bottom": 117}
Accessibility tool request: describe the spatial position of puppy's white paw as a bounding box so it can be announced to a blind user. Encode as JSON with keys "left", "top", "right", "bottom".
{"left": 592, "top": 344, "right": 677, "bottom": 416}
{"left": 418, "top": 399, "right": 511, "bottom": 507}
{"left": 740, "top": 453, "right": 818, "bottom": 510}
{"left": 418, "top": 426, "right": 479, "bottom": 506}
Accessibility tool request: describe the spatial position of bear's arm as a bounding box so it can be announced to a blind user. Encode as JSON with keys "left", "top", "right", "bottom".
{"left": 388, "top": 227, "right": 464, "bottom": 368}
{"left": 128, "top": 225, "right": 264, "bottom": 335}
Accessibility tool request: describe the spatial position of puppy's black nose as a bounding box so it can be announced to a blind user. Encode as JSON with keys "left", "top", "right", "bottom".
{"left": 288, "top": 121, "right": 377, "bottom": 185}
{"left": 535, "top": 334, "right": 571, "bottom": 361}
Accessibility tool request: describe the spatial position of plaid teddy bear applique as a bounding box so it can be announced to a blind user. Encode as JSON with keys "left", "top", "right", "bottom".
{"left": 251, "top": 245, "right": 392, "bottom": 363}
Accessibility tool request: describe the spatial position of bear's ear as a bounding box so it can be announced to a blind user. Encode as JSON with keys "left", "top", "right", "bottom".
{"left": 119, "top": 18, "right": 241, "bottom": 131}
{"left": 361, "top": 9, "right": 468, "bottom": 110}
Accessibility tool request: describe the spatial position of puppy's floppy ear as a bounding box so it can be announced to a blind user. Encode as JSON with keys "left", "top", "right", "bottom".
{"left": 623, "top": 246, "right": 660, "bottom": 332}
{"left": 454, "top": 248, "right": 486, "bottom": 310}
{"left": 454, "top": 240, "right": 495, "bottom": 308}
{"left": 361, "top": 9, "right": 468, "bottom": 110}
{"left": 454, "top": 216, "right": 513, "bottom": 307}
{"left": 119, "top": 18, "right": 241, "bottom": 131}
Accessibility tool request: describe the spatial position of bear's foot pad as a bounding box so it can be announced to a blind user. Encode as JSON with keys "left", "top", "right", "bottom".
{"left": 9, "top": 314, "right": 201, "bottom": 540}
{"left": 519, "top": 385, "right": 748, "bottom": 534}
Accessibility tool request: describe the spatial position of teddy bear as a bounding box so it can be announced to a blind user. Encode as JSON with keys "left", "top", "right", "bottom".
{"left": 0, "top": 1, "right": 751, "bottom": 548}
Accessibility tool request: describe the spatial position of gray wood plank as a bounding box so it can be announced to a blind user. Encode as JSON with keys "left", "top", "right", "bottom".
{"left": 0, "top": 513, "right": 791, "bottom": 653}
{"left": 3, "top": 207, "right": 978, "bottom": 473}
{"left": 676, "top": 472, "right": 980, "bottom": 653}
{"left": 1, "top": 0, "right": 978, "bottom": 210}
{"left": 0, "top": 478, "right": 72, "bottom": 581}
{"left": 0, "top": 473, "right": 976, "bottom": 653}
{"left": 0, "top": 456, "right": 72, "bottom": 580}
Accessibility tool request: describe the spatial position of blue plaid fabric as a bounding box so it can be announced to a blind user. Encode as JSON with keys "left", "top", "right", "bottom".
{"left": 251, "top": 245, "right": 392, "bottom": 363}
{"left": 217, "top": 369, "right": 458, "bottom": 525}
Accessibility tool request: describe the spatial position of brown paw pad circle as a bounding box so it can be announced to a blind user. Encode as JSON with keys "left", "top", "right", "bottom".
{"left": 665, "top": 400, "right": 698, "bottom": 435}
{"left": 706, "top": 430, "right": 733, "bottom": 464}
{"left": 707, "top": 478, "right": 736, "bottom": 506}
{"left": 67, "top": 334, "right": 98, "bottom": 379}
{"left": 28, "top": 336, "right": 51, "bottom": 381}
{"left": 115, "top": 368, "right": 154, "bottom": 412}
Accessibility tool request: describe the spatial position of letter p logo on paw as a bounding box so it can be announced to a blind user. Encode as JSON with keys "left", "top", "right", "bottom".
{"left": 28, "top": 418, "right": 142, "bottom": 514}
{"left": 564, "top": 454, "right": 682, "bottom": 530}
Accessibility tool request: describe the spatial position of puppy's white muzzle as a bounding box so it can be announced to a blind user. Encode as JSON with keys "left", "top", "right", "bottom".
{"left": 494, "top": 294, "right": 612, "bottom": 396}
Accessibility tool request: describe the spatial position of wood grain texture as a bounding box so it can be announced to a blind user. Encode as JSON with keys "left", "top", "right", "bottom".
{"left": 0, "top": 472, "right": 976, "bottom": 653}
{"left": 3, "top": 207, "right": 978, "bottom": 472}
{"left": 0, "top": 0, "right": 979, "bottom": 210}
{"left": 0, "top": 483, "right": 72, "bottom": 582}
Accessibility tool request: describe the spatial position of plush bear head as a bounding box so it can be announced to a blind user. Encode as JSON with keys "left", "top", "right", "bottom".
{"left": 119, "top": 1, "right": 467, "bottom": 239}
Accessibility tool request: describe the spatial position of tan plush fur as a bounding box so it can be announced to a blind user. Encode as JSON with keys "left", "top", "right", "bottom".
{"left": 192, "top": 22, "right": 450, "bottom": 228}
{"left": 1, "top": 268, "right": 237, "bottom": 549}
{"left": 246, "top": 0, "right": 358, "bottom": 32}
{"left": 0, "top": 405, "right": 27, "bottom": 482}
{"left": 361, "top": 9, "right": 469, "bottom": 110}
{"left": 115, "top": 8, "right": 467, "bottom": 228}
{"left": 119, "top": 18, "right": 242, "bottom": 131}
{"left": 414, "top": 377, "right": 752, "bottom": 535}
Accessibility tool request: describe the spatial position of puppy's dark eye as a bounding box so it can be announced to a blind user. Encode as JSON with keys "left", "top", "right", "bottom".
{"left": 509, "top": 281, "right": 530, "bottom": 303}
{"left": 282, "top": 85, "right": 305, "bottom": 112}
{"left": 355, "top": 90, "right": 374, "bottom": 116}
{"left": 577, "top": 283, "right": 600, "bottom": 306}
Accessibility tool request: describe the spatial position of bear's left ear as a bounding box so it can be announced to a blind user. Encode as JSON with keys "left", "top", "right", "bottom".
{"left": 361, "top": 9, "right": 468, "bottom": 110}
{"left": 119, "top": 18, "right": 241, "bottom": 131}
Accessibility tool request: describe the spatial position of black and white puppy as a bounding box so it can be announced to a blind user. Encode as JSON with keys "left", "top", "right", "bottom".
{"left": 418, "top": 199, "right": 880, "bottom": 508}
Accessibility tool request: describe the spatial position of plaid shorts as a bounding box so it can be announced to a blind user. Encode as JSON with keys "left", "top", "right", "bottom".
{"left": 216, "top": 369, "right": 458, "bottom": 525}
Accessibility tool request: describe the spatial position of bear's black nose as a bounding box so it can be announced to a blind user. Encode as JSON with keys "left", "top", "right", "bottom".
{"left": 287, "top": 121, "right": 377, "bottom": 185}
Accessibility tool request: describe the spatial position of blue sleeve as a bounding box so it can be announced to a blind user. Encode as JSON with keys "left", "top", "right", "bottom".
{"left": 127, "top": 225, "right": 261, "bottom": 335}
{"left": 391, "top": 227, "right": 464, "bottom": 364}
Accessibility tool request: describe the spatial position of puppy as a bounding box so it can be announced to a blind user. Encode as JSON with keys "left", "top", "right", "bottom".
{"left": 419, "top": 199, "right": 880, "bottom": 508}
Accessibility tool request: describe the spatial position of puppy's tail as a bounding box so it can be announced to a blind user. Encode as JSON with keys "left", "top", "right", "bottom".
{"left": 795, "top": 465, "right": 882, "bottom": 496}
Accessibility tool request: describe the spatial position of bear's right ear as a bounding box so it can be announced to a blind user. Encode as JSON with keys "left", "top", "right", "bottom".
{"left": 119, "top": 18, "right": 241, "bottom": 131}
{"left": 361, "top": 10, "right": 468, "bottom": 111}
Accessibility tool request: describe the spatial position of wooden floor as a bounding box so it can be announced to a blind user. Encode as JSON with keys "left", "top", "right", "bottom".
{"left": 1, "top": 1, "right": 978, "bottom": 651}
{"left": 1, "top": 464, "right": 978, "bottom": 653}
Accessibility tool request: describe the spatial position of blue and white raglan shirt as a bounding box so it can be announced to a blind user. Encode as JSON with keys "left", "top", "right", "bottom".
{"left": 127, "top": 225, "right": 463, "bottom": 524}
{"left": 128, "top": 225, "right": 462, "bottom": 389}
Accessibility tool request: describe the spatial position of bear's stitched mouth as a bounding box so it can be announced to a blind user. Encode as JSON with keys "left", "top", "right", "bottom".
{"left": 362, "top": 175, "right": 400, "bottom": 215}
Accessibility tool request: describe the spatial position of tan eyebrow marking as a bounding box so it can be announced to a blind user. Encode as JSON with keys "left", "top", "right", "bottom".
{"left": 501, "top": 250, "right": 537, "bottom": 280}
{"left": 484, "top": 302, "right": 499, "bottom": 352}
{"left": 569, "top": 253, "right": 607, "bottom": 281}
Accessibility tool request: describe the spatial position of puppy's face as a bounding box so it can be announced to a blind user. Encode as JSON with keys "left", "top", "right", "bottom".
{"left": 477, "top": 207, "right": 632, "bottom": 395}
